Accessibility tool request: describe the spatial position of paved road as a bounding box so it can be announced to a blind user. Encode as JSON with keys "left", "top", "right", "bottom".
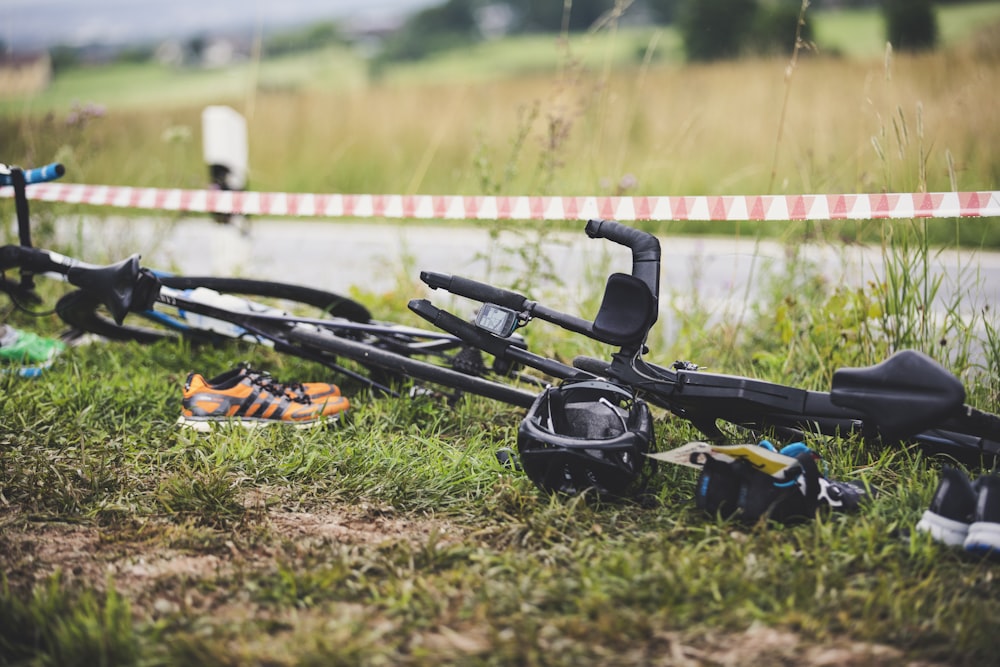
{"left": 52, "top": 215, "right": 1000, "bottom": 342}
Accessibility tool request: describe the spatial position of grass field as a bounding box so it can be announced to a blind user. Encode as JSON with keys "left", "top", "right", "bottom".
{"left": 1, "top": 219, "right": 999, "bottom": 665}
{"left": 2, "top": 3, "right": 1000, "bottom": 666}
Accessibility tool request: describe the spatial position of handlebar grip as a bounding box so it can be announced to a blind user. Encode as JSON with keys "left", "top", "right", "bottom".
{"left": 0, "top": 163, "right": 65, "bottom": 186}
{"left": 584, "top": 219, "right": 660, "bottom": 262}
{"left": 420, "top": 271, "right": 529, "bottom": 310}
{"left": 584, "top": 219, "right": 661, "bottom": 300}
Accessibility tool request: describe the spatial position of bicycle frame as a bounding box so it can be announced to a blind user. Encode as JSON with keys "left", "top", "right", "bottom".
{"left": 1, "top": 162, "right": 538, "bottom": 406}
{"left": 409, "top": 219, "right": 1000, "bottom": 468}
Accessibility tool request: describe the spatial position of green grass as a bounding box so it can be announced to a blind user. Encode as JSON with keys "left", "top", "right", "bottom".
{"left": 2, "top": 217, "right": 1000, "bottom": 664}
{"left": 375, "top": 28, "right": 682, "bottom": 85}
{"left": 2, "top": 7, "right": 1000, "bottom": 662}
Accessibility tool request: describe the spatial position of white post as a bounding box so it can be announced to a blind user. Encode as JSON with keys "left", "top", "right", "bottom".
{"left": 201, "top": 105, "right": 250, "bottom": 275}
{"left": 202, "top": 105, "right": 248, "bottom": 190}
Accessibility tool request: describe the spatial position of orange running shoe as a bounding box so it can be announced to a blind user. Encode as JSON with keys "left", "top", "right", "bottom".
{"left": 211, "top": 362, "right": 342, "bottom": 403}
{"left": 177, "top": 368, "right": 348, "bottom": 431}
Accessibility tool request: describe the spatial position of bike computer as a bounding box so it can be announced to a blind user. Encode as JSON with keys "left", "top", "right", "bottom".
{"left": 475, "top": 303, "right": 519, "bottom": 337}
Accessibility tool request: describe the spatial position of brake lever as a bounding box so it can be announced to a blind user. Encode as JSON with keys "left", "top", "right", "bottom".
{"left": 0, "top": 275, "right": 42, "bottom": 306}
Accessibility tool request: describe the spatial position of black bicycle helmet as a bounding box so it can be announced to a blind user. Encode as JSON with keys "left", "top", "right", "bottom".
{"left": 517, "top": 379, "right": 655, "bottom": 498}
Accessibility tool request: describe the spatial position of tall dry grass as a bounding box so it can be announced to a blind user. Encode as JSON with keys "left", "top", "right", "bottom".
{"left": 226, "top": 49, "right": 1000, "bottom": 200}
{"left": 4, "top": 34, "right": 998, "bottom": 205}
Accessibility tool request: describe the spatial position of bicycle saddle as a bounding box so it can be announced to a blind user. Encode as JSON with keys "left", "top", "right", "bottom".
{"left": 830, "top": 349, "right": 965, "bottom": 440}
{"left": 591, "top": 273, "right": 657, "bottom": 346}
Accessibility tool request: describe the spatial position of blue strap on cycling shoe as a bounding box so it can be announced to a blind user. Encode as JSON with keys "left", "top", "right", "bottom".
{"left": 694, "top": 442, "right": 864, "bottom": 524}
{"left": 756, "top": 441, "right": 813, "bottom": 487}
{"left": 778, "top": 442, "right": 811, "bottom": 458}
{"left": 758, "top": 439, "right": 811, "bottom": 458}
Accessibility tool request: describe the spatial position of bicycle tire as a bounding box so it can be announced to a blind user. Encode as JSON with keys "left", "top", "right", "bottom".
{"left": 279, "top": 323, "right": 538, "bottom": 408}
{"left": 56, "top": 276, "right": 372, "bottom": 344}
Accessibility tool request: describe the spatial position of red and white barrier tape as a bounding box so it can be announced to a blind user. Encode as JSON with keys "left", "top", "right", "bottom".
{"left": 3, "top": 183, "right": 999, "bottom": 221}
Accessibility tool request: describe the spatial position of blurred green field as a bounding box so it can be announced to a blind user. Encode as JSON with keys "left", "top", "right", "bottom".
{"left": 0, "top": 28, "right": 676, "bottom": 115}
{"left": 5, "top": 3, "right": 1000, "bottom": 114}
{"left": 2, "top": 3, "right": 999, "bottom": 245}
{"left": 812, "top": 1, "right": 1000, "bottom": 57}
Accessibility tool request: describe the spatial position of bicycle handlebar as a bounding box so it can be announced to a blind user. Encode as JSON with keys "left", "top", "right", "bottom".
{"left": 423, "top": 220, "right": 660, "bottom": 309}
{"left": 1, "top": 160, "right": 160, "bottom": 323}
{"left": 584, "top": 219, "right": 660, "bottom": 299}
{"left": 584, "top": 219, "right": 659, "bottom": 259}
{"left": 3, "top": 162, "right": 67, "bottom": 284}
{"left": 0, "top": 244, "right": 159, "bottom": 324}
{"left": 0, "top": 162, "right": 65, "bottom": 186}
{"left": 417, "top": 219, "right": 662, "bottom": 346}
{"left": 420, "top": 271, "right": 530, "bottom": 311}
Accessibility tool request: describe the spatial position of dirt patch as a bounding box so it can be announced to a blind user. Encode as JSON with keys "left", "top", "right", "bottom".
{"left": 686, "top": 624, "right": 941, "bottom": 666}
{"left": 0, "top": 502, "right": 462, "bottom": 598}
{"left": 265, "top": 504, "right": 460, "bottom": 549}
{"left": 1, "top": 507, "right": 945, "bottom": 666}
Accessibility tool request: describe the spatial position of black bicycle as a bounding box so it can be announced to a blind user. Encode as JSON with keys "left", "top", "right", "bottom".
{"left": 0, "top": 162, "right": 539, "bottom": 407}
{"left": 409, "top": 218, "right": 1000, "bottom": 469}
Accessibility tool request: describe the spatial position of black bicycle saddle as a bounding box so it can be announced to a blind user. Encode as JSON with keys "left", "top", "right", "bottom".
{"left": 830, "top": 349, "right": 966, "bottom": 440}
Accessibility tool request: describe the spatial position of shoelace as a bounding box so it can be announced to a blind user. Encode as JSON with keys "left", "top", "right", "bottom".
{"left": 238, "top": 363, "right": 313, "bottom": 404}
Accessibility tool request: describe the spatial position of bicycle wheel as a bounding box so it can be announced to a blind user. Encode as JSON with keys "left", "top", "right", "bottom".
{"left": 279, "top": 323, "right": 539, "bottom": 408}
{"left": 56, "top": 275, "right": 372, "bottom": 344}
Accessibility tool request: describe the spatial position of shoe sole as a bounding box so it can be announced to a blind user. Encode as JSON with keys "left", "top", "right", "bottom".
{"left": 964, "top": 521, "right": 1000, "bottom": 555}
{"left": 916, "top": 509, "right": 970, "bottom": 547}
{"left": 176, "top": 414, "right": 340, "bottom": 432}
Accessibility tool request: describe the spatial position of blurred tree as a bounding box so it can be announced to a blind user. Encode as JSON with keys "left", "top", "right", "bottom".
{"left": 49, "top": 45, "right": 80, "bottom": 73}
{"left": 410, "top": 0, "right": 480, "bottom": 34}
{"left": 749, "top": 0, "right": 813, "bottom": 55}
{"left": 265, "top": 22, "right": 345, "bottom": 57}
{"left": 377, "top": 0, "right": 619, "bottom": 64}
{"left": 187, "top": 35, "right": 207, "bottom": 61}
{"left": 116, "top": 45, "right": 155, "bottom": 64}
{"left": 506, "top": 0, "right": 617, "bottom": 32}
{"left": 677, "top": 0, "right": 758, "bottom": 61}
{"left": 376, "top": 0, "right": 479, "bottom": 63}
{"left": 645, "top": 0, "right": 680, "bottom": 24}
{"left": 883, "top": 0, "right": 937, "bottom": 52}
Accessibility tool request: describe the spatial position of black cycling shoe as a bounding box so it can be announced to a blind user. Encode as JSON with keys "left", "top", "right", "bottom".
{"left": 693, "top": 454, "right": 744, "bottom": 518}
{"left": 693, "top": 442, "right": 871, "bottom": 524}
{"left": 816, "top": 477, "right": 870, "bottom": 513}
{"left": 915, "top": 466, "right": 977, "bottom": 547}
{"left": 964, "top": 473, "right": 1000, "bottom": 557}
